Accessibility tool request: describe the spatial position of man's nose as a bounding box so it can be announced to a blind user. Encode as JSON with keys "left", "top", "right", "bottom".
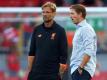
{"left": 70, "top": 14, "right": 72, "bottom": 17}
{"left": 43, "top": 12, "right": 46, "bottom": 15}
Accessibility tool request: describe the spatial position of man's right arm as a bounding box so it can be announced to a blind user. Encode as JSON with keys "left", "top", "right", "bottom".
{"left": 28, "top": 29, "right": 36, "bottom": 72}
{"left": 28, "top": 56, "right": 35, "bottom": 71}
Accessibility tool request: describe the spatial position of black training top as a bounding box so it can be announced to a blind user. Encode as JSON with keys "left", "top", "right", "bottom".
{"left": 28, "top": 21, "right": 68, "bottom": 77}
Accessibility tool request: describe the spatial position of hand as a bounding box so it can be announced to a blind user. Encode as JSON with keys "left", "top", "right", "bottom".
{"left": 60, "top": 63, "right": 68, "bottom": 74}
{"left": 77, "top": 68, "right": 83, "bottom": 75}
{"left": 77, "top": 66, "right": 83, "bottom": 75}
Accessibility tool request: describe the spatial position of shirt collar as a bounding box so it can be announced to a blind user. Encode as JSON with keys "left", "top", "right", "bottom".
{"left": 42, "top": 21, "right": 56, "bottom": 30}
{"left": 76, "top": 19, "right": 87, "bottom": 28}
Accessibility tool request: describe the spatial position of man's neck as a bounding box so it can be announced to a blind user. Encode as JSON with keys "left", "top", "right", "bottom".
{"left": 79, "top": 18, "right": 85, "bottom": 24}
{"left": 44, "top": 20, "right": 54, "bottom": 28}
{"left": 76, "top": 18, "right": 85, "bottom": 25}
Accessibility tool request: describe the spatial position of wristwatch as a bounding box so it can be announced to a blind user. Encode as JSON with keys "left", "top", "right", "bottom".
{"left": 77, "top": 66, "right": 84, "bottom": 74}
{"left": 78, "top": 66, "right": 84, "bottom": 70}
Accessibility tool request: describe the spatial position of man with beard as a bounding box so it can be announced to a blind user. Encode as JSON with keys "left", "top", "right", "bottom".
{"left": 27, "top": 2, "right": 68, "bottom": 80}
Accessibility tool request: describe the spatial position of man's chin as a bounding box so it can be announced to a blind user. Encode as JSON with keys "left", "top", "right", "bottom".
{"left": 44, "top": 20, "right": 52, "bottom": 23}
{"left": 73, "top": 21, "right": 78, "bottom": 24}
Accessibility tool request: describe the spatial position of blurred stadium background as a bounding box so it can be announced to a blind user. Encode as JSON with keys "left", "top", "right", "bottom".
{"left": 0, "top": 0, "right": 107, "bottom": 80}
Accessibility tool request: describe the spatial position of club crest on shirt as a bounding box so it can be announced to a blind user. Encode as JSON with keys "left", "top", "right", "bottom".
{"left": 38, "top": 34, "right": 42, "bottom": 37}
{"left": 51, "top": 33, "right": 56, "bottom": 40}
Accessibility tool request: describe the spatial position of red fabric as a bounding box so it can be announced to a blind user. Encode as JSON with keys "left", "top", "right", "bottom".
{"left": 7, "top": 54, "right": 20, "bottom": 72}
{"left": 4, "top": 27, "right": 18, "bottom": 40}
{"left": 3, "top": 27, "right": 19, "bottom": 43}
{"left": 8, "top": 76, "right": 19, "bottom": 80}
{"left": 92, "top": 72, "right": 107, "bottom": 80}
{"left": 2, "top": 40, "right": 12, "bottom": 47}
{"left": 0, "top": 71, "right": 5, "bottom": 80}
{"left": 66, "top": 31, "right": 74, "bottom": 47}
{"left": 0, "top": 0, "right": 57, "bottom": 7}
{"left": 0, "top": 0, "right": 40, "bottom": 6}
{"left": 23, "top": 23, "right": 33, "bottom": 33}
{"left": 1, "top": 35, "right": 12, "bottom": 47}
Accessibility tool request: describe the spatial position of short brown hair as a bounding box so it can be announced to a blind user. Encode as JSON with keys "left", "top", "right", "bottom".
{"left": 42, "top": 2, "right": 56, "bottom": 12}
{"left": 70, "top": 4, "right": 86, "bottom": 18}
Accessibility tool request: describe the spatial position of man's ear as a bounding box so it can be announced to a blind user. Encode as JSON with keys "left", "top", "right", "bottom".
{"left": 79, "top": 12, "right": 83, "bottom": 18}
{"left": 53, "top": 12, "right": 56, "bottom": 16}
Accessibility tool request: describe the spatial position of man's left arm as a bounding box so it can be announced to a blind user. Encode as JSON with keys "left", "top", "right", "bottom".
{"left": 78, "top": 54, "right": 90, "bottom": 74}
{"left": 78, "top": 28, "right": 97, "bottom": 74}
{"left": 59, "top": 28, "right": 68, "bottom": 73}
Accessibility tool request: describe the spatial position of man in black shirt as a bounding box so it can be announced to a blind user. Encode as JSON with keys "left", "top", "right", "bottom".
{"left": 28, "top": 2, "right": 68, "bottom": 80}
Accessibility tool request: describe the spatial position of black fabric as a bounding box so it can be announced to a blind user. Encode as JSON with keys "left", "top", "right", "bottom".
{"left": 28, "top": 73, "right": 62, "bottom": 80}
{"left": 71, "top": 68, "right": 91, "bottom": 80}
{"left": 28, "top": 21, "right": 68, "bottom": 80}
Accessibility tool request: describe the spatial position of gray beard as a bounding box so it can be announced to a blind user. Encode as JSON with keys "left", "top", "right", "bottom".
{"left": 44, "top": 19, "right": 52, "bottom": 23}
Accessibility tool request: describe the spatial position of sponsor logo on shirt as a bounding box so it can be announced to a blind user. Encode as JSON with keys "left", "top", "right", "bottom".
{"left": 38, "top": 34, "right": 42, "bottom": 37}
{"left": 51, "top": 33, "right": 56, "bottom": 40}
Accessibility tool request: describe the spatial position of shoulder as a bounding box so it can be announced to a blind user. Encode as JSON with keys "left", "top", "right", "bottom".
{"left": 33, "top": 24, "right": 43, "bottom": 32}
{"left": 81, "top": 25, "right": 96, "bottom": 38}
{"left": 80, "top": 22, "right": 94, "bottom": 32}
{"left": 55, "top": 22, "right": 65, "bottom": 32}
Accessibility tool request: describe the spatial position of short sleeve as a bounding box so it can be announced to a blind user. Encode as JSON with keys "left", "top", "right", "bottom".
{"left": 28, "top": 29, "right": 36, "bottom": 56}
{"left": 59, "top": 28, "right": 68, "bottom": 64}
